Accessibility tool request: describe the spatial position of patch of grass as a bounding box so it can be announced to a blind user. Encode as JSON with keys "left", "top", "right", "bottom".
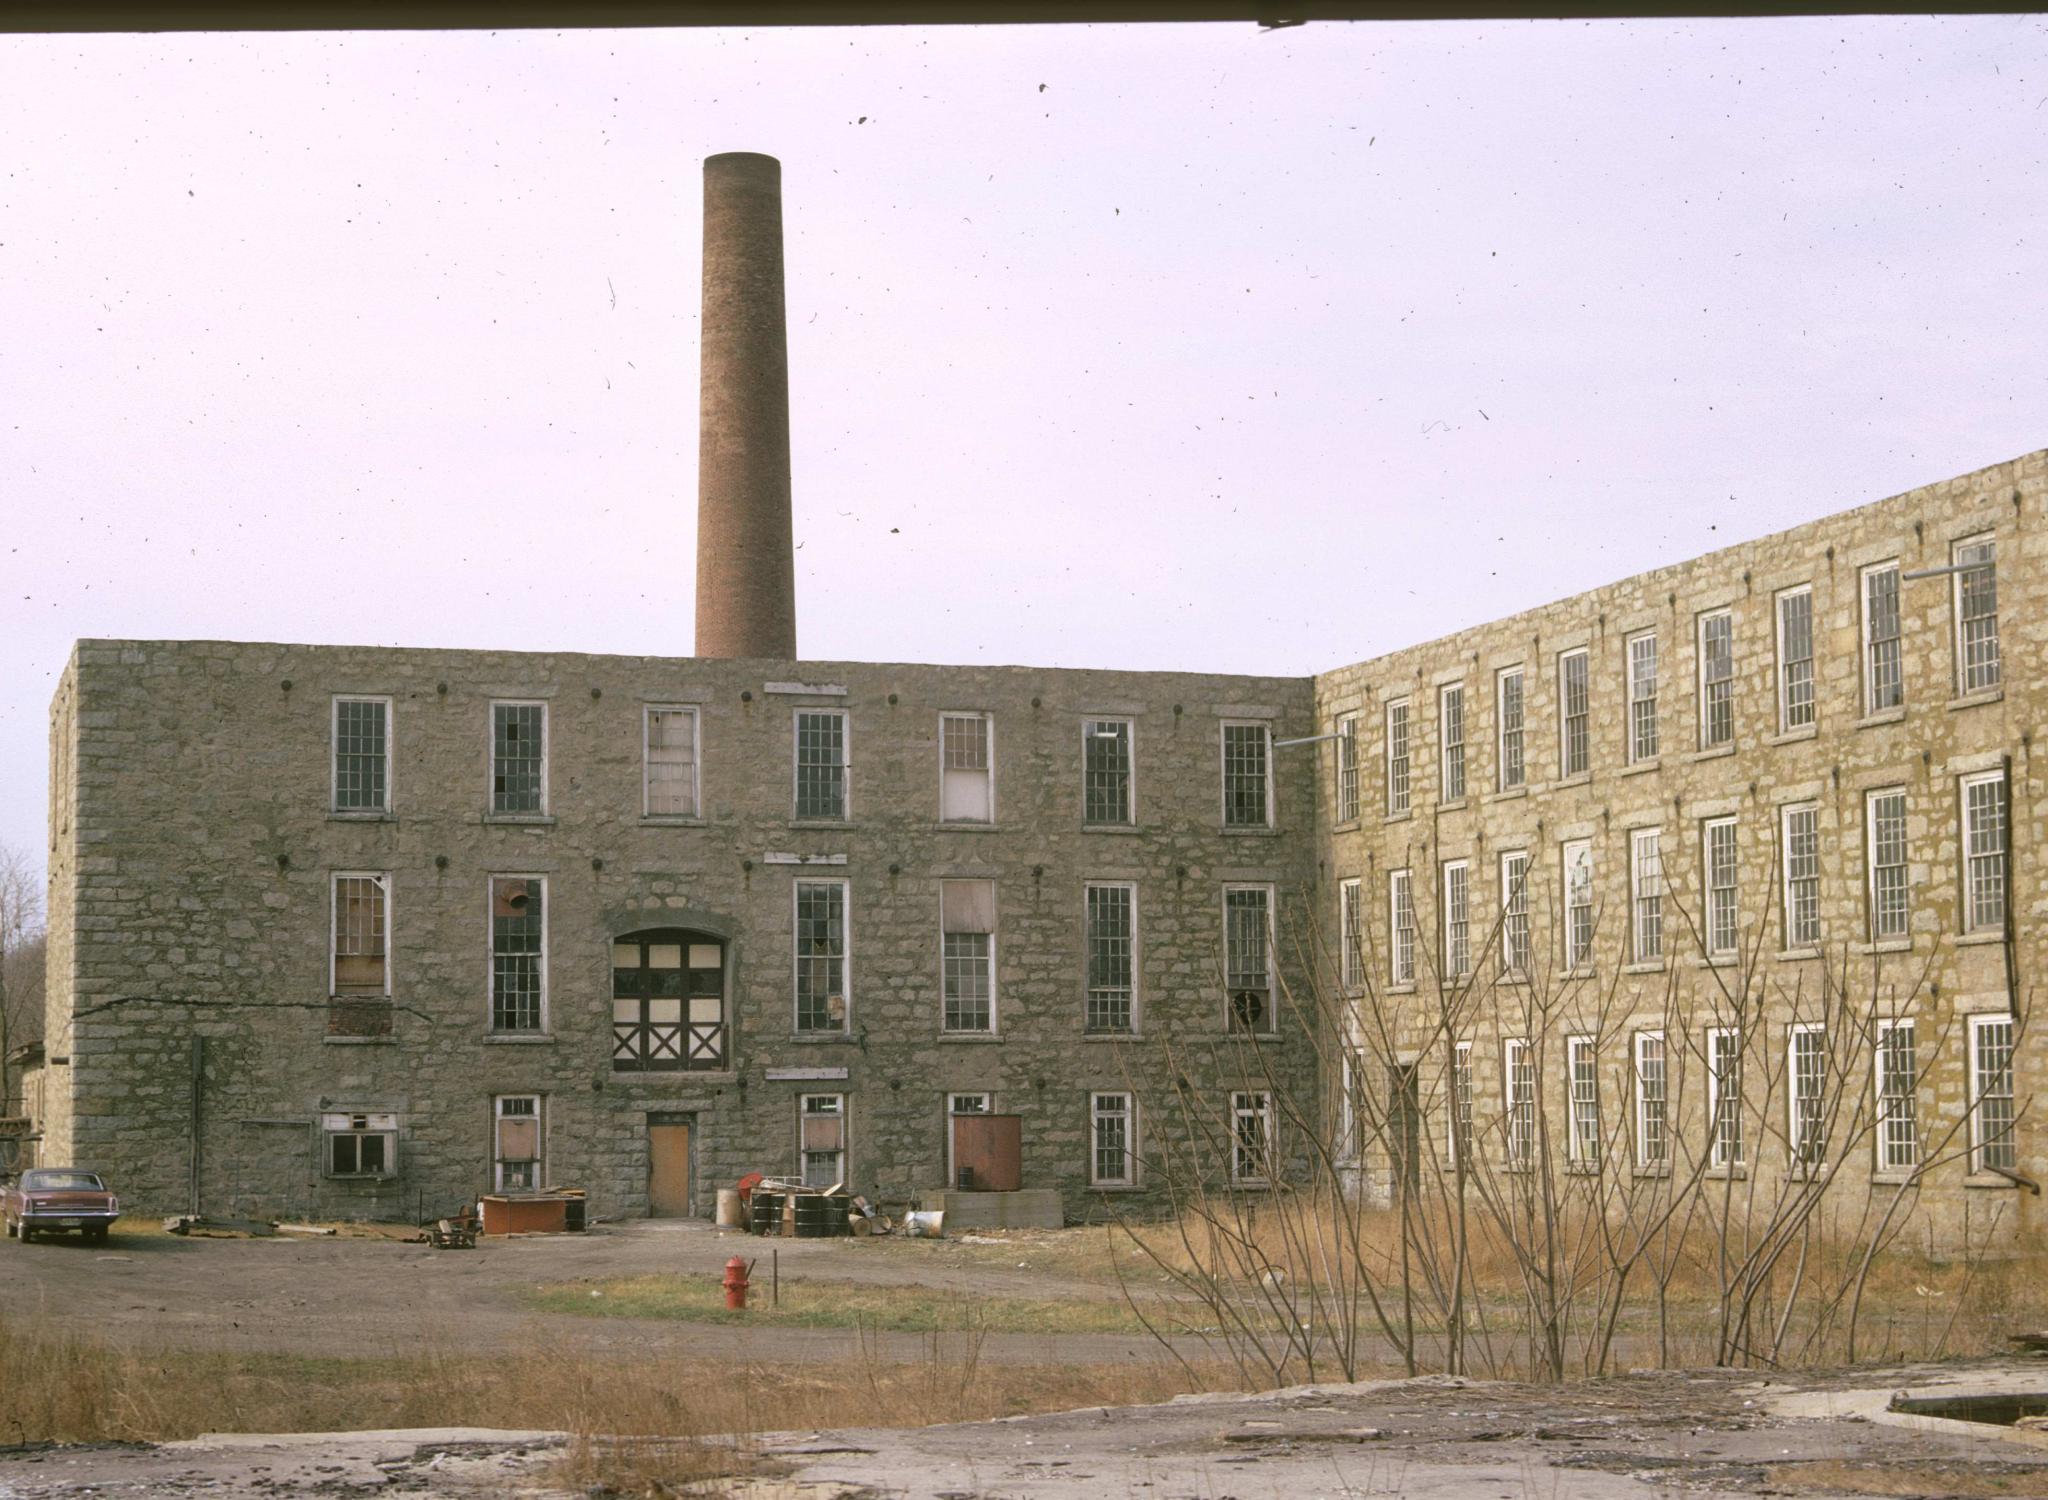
{"left": 1769, "top": 1461, "right": 2048, "bottom": 1497}
{"left": 527, "top": 1272, "right": 1178, "bottom": 1334}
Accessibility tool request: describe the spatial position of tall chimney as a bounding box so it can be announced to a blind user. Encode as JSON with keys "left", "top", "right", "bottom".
{"left": 695, "top": 151, "right": 797, "bottom": 659}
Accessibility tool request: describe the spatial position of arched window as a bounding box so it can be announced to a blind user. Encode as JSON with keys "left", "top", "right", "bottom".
{"left": 612, "top": 929, "right": 726, "bottom": 1072}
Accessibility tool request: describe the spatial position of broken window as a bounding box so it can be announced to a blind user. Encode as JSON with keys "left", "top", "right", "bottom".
{"left": 491, "top": 702, "right": 547, "bottom": 815}
{"left": 1223, "top": 885, "right": 1274, "bottom": 1034}
{"left": 799, "top": 1094, "right": 845, "bottom": 1189}
{"left": 612, "top": 929, "right": 725, "bottom": 1072}
{"left": 1083, "top": 718, "right": 1134, "bottom": 826}
{"left": 940, "top": 712, "right": 994, "bottom": 823}
{"left": 330, "top": 873, "right": 391, "bottom": 1038}
{"left": 1562, "top": 840, "right": 1595, "bottom": 972}
{"left": 794, "top": 879, "right": 848, "bottom": 1032}
{"left": 323, "top": 1112, "right": 398, "bottom": 1178}
{"left": 1776, "top": 587, "right": 1815, "bottom": 732}
{"left": 643, "top": 707, "right": 700, "bottom": 818}
{"left": 490, "top": 876, "right": 546, "bottom": 1033}
{"left": 941, "top": 879, "right": 996, "bottom": 1033}
{"left": 1084, "top": 882, "right": 1136, "bottom": 1033}
{"left": 1954, "top": 534, "right": 2000, "bottom": 694}
{"left": 794, "top": 709, "right": 848, "bottom": 821}
{"left": 1091, "top": 1092, "right": 1136, "bottom": 1187}
{"left": 1221, "top": 722, "right": 1271, "bottom": 828}
{"left": 494, "top": 1095, "right": 543, "bottom": 1191}
{"left": 1229, "top": 1090, "right": 1273, "bottom": 1184}
{"left": 332, "top": 696, "right": 390, "bottom": 813}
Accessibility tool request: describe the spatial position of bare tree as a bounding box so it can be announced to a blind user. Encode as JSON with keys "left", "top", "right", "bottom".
{"left": 0, "top": 842, "right": 47, "bottom": 1117}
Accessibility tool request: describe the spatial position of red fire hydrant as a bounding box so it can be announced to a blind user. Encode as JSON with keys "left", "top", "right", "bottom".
{"left": 722, "top": 1254, "right": 751, "bottom": 1311}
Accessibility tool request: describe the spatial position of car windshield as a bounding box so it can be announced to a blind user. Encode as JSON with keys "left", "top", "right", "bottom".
{"left": 23, "top": 1171, "right": 104, "bottom": 1192}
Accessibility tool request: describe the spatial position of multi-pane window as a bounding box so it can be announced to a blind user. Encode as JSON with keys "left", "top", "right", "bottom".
{"left": 494, "top": 1095, "right": 542, "bottom": 1191}
{"left": 1707, "top": 1026, "right": 1743, "bottom": 1168}
{"left": 940, "top": 880, "right": 996, "bottom": 1032}
{"left": 331, "top": 874, "right": 389, "bottom": 997}
{"left": 489, "top": 875, "right": 545, "bottom": 1033}
{"left": 1698, "top": 611, "right": 1733, "bottom": 750}
{"left": 1335, "top": 714, "right": 1360, "bottom": 823}
{"left": 1634, "top": 1031, "right": 1668, "bottom": 1167}
{"left": 1630, "top": 829, "right": 1662, "bottom": 963}
{"left": 1084, "top": 883, "right": 1136, "bottom": 1033}
{"left": 1504, "top": 1039, "right": 1536, "bottom": 1168}
{"left": 1875, "top": 1019, "right": 1919, "bottom": 1172}
{"left": 1496, "top": 668, "right": 1525, "bottom": 790}
{"left": 940, "top": 712, "right": 994, "bottom": 823}
{"left": 1782, "top": 804, "right": 1820, "bottom": 950}
{"left": 1776, "top": 587, "right": 1815, "bottom": 732}
{"left": 1866, "top": 789, "right": 1909, "bottom": 942}
{"left": 794, "top": 879, "right": 848, "bottom": 1032}
{"left": 1083, "top": 718, "right": 1134, "bottom": 826}
{"left": 1224, "top": 885, "right": 1274, "bottom": 1033}
{"left": 324, "top": 1112, "right": 398, "bottom": 1178}
{"left": 1962, "top": 771, "right": 2008, "bottom": 935}
{"left": 1230, "top": 1090, "right": 1274, "bottom": 1183}
{"left": 1954, "top": 534, "right": 2001, "bottom": 694}
{"left": 1862, "top": 563, "right": 1903, "bottom": 714}
{"left": 332, "top": 697, "right": 391, "bottom": 813}
{"left": 1789, "top": 1024, "right": 1827, "bottom": 1166}
{"left": 794, "top": 710, "right": 848, "bottom": 820}
{"left": 1567, "top": 1035, "right": 1600, "bottom": 1165}
{"left": 1091, "top": 1092, "right": 1137, "bottom": 1187}
{"left": 1338, "top": 877, "right": 1363, "bottom": 991}
{"left": 491, "top": 702, "right": 547, "bottom": 815}
{"left": 612, "top": 930, "right": 727, "bottom": 1072}
{"left": 1221, "top": 722, "right": 1272, "bottom": 828}
{"left": 799, "top": 1094, "right": 846, "bottom": 1188}
{"left": 1563, "top": 840, "right": 1595, "bottom": 971}
{"left": 1559, "top": 649, "right": 1590, "bottom": 777}
{"left": 1439, "top": 684, "right": 1466, "bottom": 802}
{"left": 1389, "top": 869, "right": 1415, "bottom": 986}
{"left": 1969, "top": 1013, "right": 2017, "bottom": 1175}
{"left": 1449, "top": 1040, "right": 1474, "bottom": 1165}
{"left": 1499, "top": 851, "right": 1530, "bottom": 977}
{"left": 643, "top": 706, "right": 700, "bottom": 817}
{"left": 1627, "top": 633, "right": 1659, "bottom": 763}
{"left": 1441, "top": 859, "right": 1471, "bottom": 979}
{"left": 1386, "top": 699, "right": 1412, "bottom": 814}
{"left": 1704, "top": 817, "right": 1738, "bottom": 959}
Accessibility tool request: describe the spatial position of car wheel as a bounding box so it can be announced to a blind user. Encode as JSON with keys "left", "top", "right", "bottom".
{"left": 86, "top": 1226, "right": 107, "bottom": 1245}
{"left": 17, "top": 1223, "right": 31, "bottom": 1244}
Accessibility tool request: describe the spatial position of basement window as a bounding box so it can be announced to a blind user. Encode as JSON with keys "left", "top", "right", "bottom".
{"left": 323, "top": 1112, "right": 398, "bottom": 1179}
{"left": 494, "top": 1095, "right": 544, "bottom": 1191}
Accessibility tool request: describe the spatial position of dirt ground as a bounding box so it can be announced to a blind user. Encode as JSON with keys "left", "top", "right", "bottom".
{"left": 0, "top": 1216, "right": 1182, "bottom": 1363}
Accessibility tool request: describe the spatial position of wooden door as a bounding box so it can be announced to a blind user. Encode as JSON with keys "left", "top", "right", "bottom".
{"left": 648, "top": 1123, "right": 691, "bottom": 1217}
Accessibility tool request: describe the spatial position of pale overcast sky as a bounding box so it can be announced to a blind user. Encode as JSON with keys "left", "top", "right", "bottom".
{"left": 3, "top": 15, "right": 2046, "bottom": 891}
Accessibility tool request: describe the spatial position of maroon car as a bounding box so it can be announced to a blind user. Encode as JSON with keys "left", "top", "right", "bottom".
{"left": 3, "top": 1169, "right": 121, "bottom": 1244}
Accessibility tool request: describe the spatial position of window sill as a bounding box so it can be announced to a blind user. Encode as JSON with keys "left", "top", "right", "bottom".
{"left": 611, "top": 1068, "right": 736, "bottom": 1086}
{"left": 1955, "top": 930, "right": 2008, "bottom": 948}
{"left": 1691, "top": 955, "right": 1740, "bottom": 969}
{"left": 1332, "top": 819, "right": 1361, "bottom": 834}
{"left": 1706, "top": 1165, "right": 1749, "bottom": 1181}
{"left": 1853, "top": 940, "right": 1913, "bottom": 956}
{"left": 1082, "top": 1031, "right": 1141, "bottom": 1042}
{"left": 1562, "top": 966, "right": 1596, "bottom": 982}
{"left": 1622, "top": 961, "right": 1666, "bottom": 976}
{"left": 483, "top": 813, "right": 555, "bottom": 826}
{"left": 1949, "top": 688, "right": 2004, "bottom": 713}
{"left": 1778, "top": 947, "right": 1822, "bottom": 962}
{"left": 934, "top": 821, "right": 1001, "bottom": 833}
{"left": 1553, "top": 772, "right": 1591, "bottom": 790}
{"left": 1965, "top": 1172, "right": 2020, "bottom": 1190}
{"left": 1436, "top": 799, "right": 1469, "bottom": 813}
{"left": 1633, "top": 1164, "right": 1673, "bottom": 1179}
{"left": 788, "top": 1031, "right": 853, "bottom": 1044}
{"left": 324, "top": 1173, "right": 398, "bottom": 1183}
{"left": 1870, "top": 1170, "right": 1920, "bottom": 1187}
{"left": 1486, "top": 786, "right": 1528, "bottom": 803}
{"left": 1226, "top": 1031, "right": 1282, "bottom": 1043}
{"left": 1856, "top": 707, "right": 1908, "bottom": 730}
{"left": 640, "top": 815, "right": 707, "bottom": 828}
{"left": 1221, "top": 825, "right": 1280, "bottom": 836}
{"left": 1617, "top": 759, "right": 1660, "bottom": 778}
{"left": 937, "top": 1032, "right": 1003, "bottom": 1044}
{"left": 789, "top": 818, "right": 853, "bottom": 830}
{"left": 484, "top": 1033, "right": 556, "bottom": 1044}
{"left": 1088, "top": 1182, "right": 1146, "bottom": 1193}
{"left": 1383, "top": 810, "right": 1414, "bottom": 825}
{"left": 1227, "top": 1180, "right": 1273, "bottom": 1192}
{"left": 1386, "top": 982, "right": 1417, "bottom": 995}
{"left": 1687, "top": 744, "right": 1736, "bottom": 763}
{"left": 1766, "top": 725, "right": 1818, "bottom": 747}
{"left": 1081, "top": 823, "right": 1141, "bottom": 835}
{"left": 1563, "top": 1160, "right": 1601, "bottom": 1176}
{"left": 328, "top": 810, "right": 396, "bottom": 823}
{"left": 323, "top": 1034, "right": 396, "bottom": 1046}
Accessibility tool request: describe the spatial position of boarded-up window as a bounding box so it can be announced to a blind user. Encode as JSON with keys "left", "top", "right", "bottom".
{"left": 942, "top": 879, "right": 996, "bottom": 1032}
{"left": 799, "top": 1094, "right": 845, "bottom": 1187}
{"left": 940, "top": 713, "right": 993, "bottom": 823}
{"left": 644, "top": 707, "right": 699, "bottom": 817}
{"left": 494, "top": 1095, "right": 542, "bottom": 1191}
{"left": 323, "top": 1111, "right": 398, "bottom": 1178}
{"left": 332, "top": 875, "right": 388, "bottom": 995}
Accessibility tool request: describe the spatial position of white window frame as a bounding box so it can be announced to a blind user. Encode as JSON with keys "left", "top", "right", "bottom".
{"left": 331, "top": 694, "right": 393, "bottom": 815}
{"left": 1626, "top": 632, "right": 1659, "bottom": 764}
{"left": 1861, "top": 561, "right": 1903, "bottom": 715}
{"left": 1222, "top": 883, "right": 1277, "bottom": 1035}
{"left": 493, "top": 1094, "right": 544, "bottom": 1192}
{"left": 1083, "top": 881, "right": 1138, "bottom": 1034}
{"left": 1706, "top": 1025, "right": 1743, "bottom": 1169}
{"left": 489, "top": 699, "right": 550, "bottom": 816}
{"left": 1961, "top": 769, "right": 2008, "bottom": 936}
{"left": 940, "top": 879, "right": 998, "bottom": 1035}
{"left": 1558, "top": 648, "right": 1590, "bottom": 778}
{"left": 1334, "top": 712, "right": 1359, "bottom": 823}
{"left": 1633, "top": 1029, "right": 1668, "bottom": 1168}
{"left": 1090, "top": 1091, "right": 1138, "bottom": 1188}
{"left": 1389, "top": 868, "right": 1415, "bottom": 986}
{"left": 1788, "top": 1022, "right": 1827, "bottom": 1168}
{"left": 1338, "top": 876, "right": 1363, "bottom": 991}
{"left": 1566, "top": 1034, "right": 1600, "bottom": 1166}
{"left": 322, "top": 1110, "right": 399, "bottom": 1180}
{"left": 793, "top": 877, "right": 851, "bottom": 1034}
{"left": 793, "top": 708, "right": 850, "bottom": 822}
{"left": 1220, "top": 720, "right": 1274, "bottom": 829}
{"left": 1775, "top": 585, "right": 1816, "bottom": 733}
{"left": 1082, "top": 717, "right": 1136, "bottom": 827}
{"left": 1385, "top": 698, "right": 1411, "bottom": 815}
{"left": 1865, "top": 788, "right": 1909, "bottom": 943}
{"left": 1781, "top": 803, "right": 1821, "bottom": 951}
{"left": 1441, "top": 858, "right": 1471, "bottom": 979}
{"left": 1697, "top": 610, "right": 1733, "bottom": 751}
{"left": 1968, "top": 1012, "right": 2017, "bottom": 1175}
{"left": 1496, "top": 667, "right": 1525, "bottom": 791}
{"left": 1229, "top": 1090, "right": 1275, "bottom": 1185}
{"left": 1503, "top": 1038, "right": 1535, "bottom": 1169}
{"left": 1439, "top": 683, "right": 1466, "bottom": 803}
{"left": 1448, "top": 1039, "right": 1474, "bottom": 1166}
{"left": 1874, "top": 1018, "right": 1919, "bottom": 1173}
{"left": 330, "top": 871, "right": 392, "bottom": 998}
{"left": 487, "top": 873, "right": 548, "bottom": 1035}
{"left": 799, "top": 1093, "right": 847, "bottom": 1189}
{"left": 1630, "top": 828, "right": 1662, "bottom": 964}
{"left": 1703, "top": 817, "right": 1738, "bottom": 960}
{"left": 1499, "top": 850, "right": 1530, "bottom": 977}
{"left": 938, "top": 710, "right": 996, "bottom": 824}
{"left": 1562, "top": 839, "right": 1595, "bottom": 972}
{"left": 1952, "top": 531, "right": 2001, "bottom": 695}
{"left": 642, "top": 704, "right": 702, "bottom": 819}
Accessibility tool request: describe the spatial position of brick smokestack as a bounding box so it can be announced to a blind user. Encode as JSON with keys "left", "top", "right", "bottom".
{"left": 695, "top": 151, "right": 797, "bottom": 659}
